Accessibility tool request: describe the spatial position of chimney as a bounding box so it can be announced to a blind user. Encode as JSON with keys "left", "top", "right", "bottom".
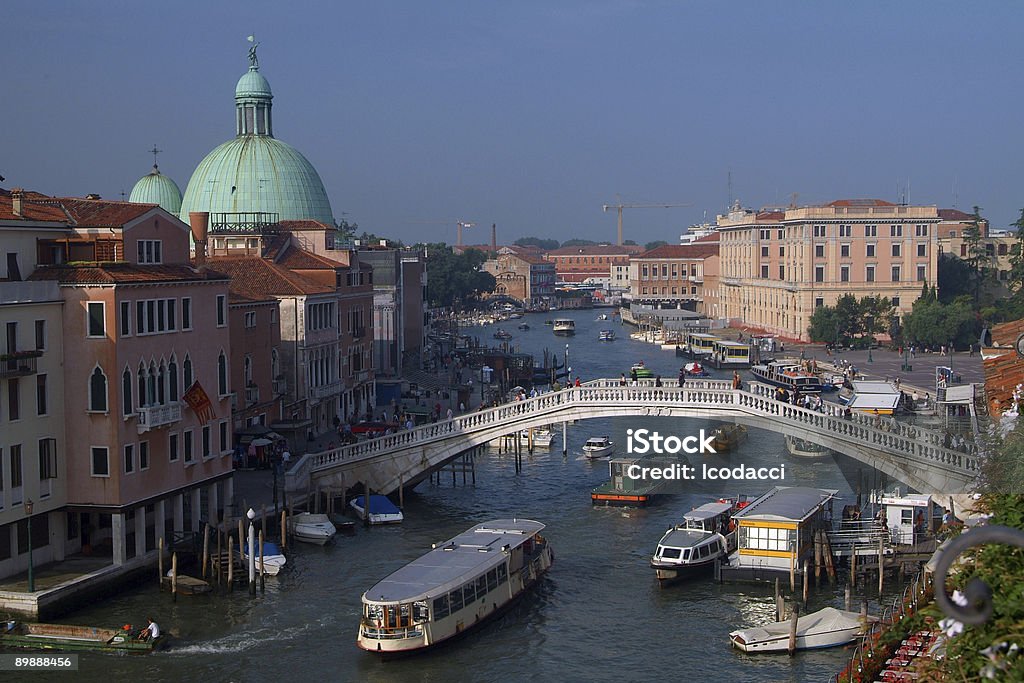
{"left": 491, "top": 223, "right": 497, "bottom": 252}
{"left": 11, "top": 188, "right": 23, "bottom": 218}
{"left": 85, "top": 193, "right": 101, "bottom": 200}
{"left": 189, "top": 211, "right": 210, "bottom": 265}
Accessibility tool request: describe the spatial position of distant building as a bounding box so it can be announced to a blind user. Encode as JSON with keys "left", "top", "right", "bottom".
{"left": 358, "top": 247, "right": 427, "bottom": 379}
{"left": 936, "top": 208, "right": 1016, "bottom": 292}
{"left": 628, "top": 235, "right": 720, "bottom": 316}
{"left": 717, "top": 199, "right": 940, "bottom": 341}
{"left": 544, "top": 244, "right": 643, "bottom": 284}
{"left": 481, "top": 246, "right": 556, "bottom": 308}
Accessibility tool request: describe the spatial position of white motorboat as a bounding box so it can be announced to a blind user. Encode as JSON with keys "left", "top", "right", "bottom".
{"left": 552, "top": 319, "right": 576, "bottom": 336}
{"left": 785, "top": 435, "right": 833, "bottom": 458}
{"left": 582, "top": 437, "right": 614, "bottom": 459}
{"left": 350, "top": 494, "right": 404, "bottom": 525}
{"left": 729, "top": 607, "right": 867, "bottom": 652}
{"left": 288, "top": 512, "right": 337, "bottom": 545}
{"left": 599, "top": 329, "right": 616, "bottom": 341}
{"left": 651, "top": 501, "right": 738, "bottom": 582}
{"left": 596, "top": 313, "right": 610, "bottom": 321}
{"left": 240, "top": 540, "right": 287, "bottom": 576}
{"left": 519, "top": 428, "right": 554, "bottom": 447}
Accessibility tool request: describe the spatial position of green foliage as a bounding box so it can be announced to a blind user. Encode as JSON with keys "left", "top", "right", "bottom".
{"left": 937, "top": 253, "right": 976, "bottom": 303}
{"left": 902, "top": 295, "right": 977, "bottom": 348}
{"left": 644, "top": 240, "right": 668, "bottom": 251}
{"left": 424, "top": 246, "right": 496, "bottom": 309}
{"left": 513, "top": 236, "right": 559, "bottom": 250}
{"left": 560, "top": 238, "right": 599, "bottom": 247}
{"left": 963, "top": 206, "right": 996, "bottom": 305}
{"left": 807, "top": 294, "right": 893, "bottom": 345}
{"left": 623, "top": 239, "right": 638, "bottom": 246}
{"left": 1009, "top": 208, "right": 1024, "bottom": 293}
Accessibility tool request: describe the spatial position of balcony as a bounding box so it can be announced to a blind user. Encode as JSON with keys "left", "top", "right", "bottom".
{"left": 310, "top": 380, "right": 343, "bottom": 400}
{"left": 0, "top": 350, "right": 42, "bottom": 378}
{"left": 245, "top": 385, "right": 259, "bottom": 406}
{"left": 137, "top": 402, "right": 183, "bottom": 434}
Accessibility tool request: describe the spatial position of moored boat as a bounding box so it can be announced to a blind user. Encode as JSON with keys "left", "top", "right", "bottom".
{"left": 651, "top": 501, "right": 738, "bottom": 582}
{"left": 552, "top": 319, "right": 576, "bottom": 336}
{"left": 711, "top": 424, "right": 747, "bottom": 451}
{"left": 288, "top": 512, "right": 338, "bottom": 545}
{"left": 241, "top": 539, "right": 287, "bottom": 575}
{"left": 0, "top": 621, "right": 163, "bottom": 653}
{"left": 517, "top": 322, "right": 530, "bottom": 330}
{"left": 519, "top": 428, "right": 554, "bottom": 447}
{"left": 351, "top": 494, "right": 404, "bottom": 525}
{"left": 582, "top": 436, "right": 614, "bottom": 459}
{"left": 729, "top": 607, "right": 868, "bottom": 652}
{"left": 751, "top": 360, "right": 823, "bottom": 393}
{"left": 598, "top": 329, "right": 616, "bottom": 341}
{"left": 784, "top": 435, "right": 833, "bottom": 458}
{"left": 357, "top": 519, "right": 553, "bottom": 656}
{"left": 493, "top": 329, "right": 513, "bottom": 340}
{"left": 683, "top": 361, "right": 708, "bottom": 377}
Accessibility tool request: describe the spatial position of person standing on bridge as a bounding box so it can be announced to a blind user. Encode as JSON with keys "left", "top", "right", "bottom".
{"left": 732, "top": 371, "right": 742, "bottom": 390}
{"left": 678, "top": 368, "right": 686, "bottom": 387}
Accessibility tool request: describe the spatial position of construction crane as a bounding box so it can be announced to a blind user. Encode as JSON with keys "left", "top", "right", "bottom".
{"left": 409, "top": 219, "right": 477, "bottom": 247}
{"left": 602, "top": 199, "right": 691, "bottom": 246}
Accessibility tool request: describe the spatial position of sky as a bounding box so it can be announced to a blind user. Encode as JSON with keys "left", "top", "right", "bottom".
{"left": 4, "top": 1, "right": 1023, "bottom": 246}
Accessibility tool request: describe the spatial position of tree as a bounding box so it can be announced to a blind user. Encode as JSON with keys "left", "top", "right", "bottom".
{"left": 936, "top": 253, "right": 974, "bottom": 302}
{"left": 560, "top": 238, "right": 598, "bottom": 247}
{"left": 644, "top": 240, "right": 668, "bottom": 251}
{"left": 424, "top": 246, "right": 496, "bottom": 309}
{"left": 807, "top": 294, "right": 893, "bottom": 345}
{"left": 902, "top": 295, "right": 977, "bottom": 349}
{"left": 514, "top": 236, "right": 559, "bottom": 250}
{"left": 1008, "top": 208, "right": 1024, "bottom": 293}
{"left": 808, "top": 305, "right": 841, "bottom": 345}
{"left": 623, "top": 239, "right": 638, "bottom": 246}
{"left": 963, "top": 205, "right": 995, "bottom": 304}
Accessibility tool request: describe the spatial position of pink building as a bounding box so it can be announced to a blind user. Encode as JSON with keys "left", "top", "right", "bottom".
{"left": 31, "top": 198, "right": 233, "bottom": 567}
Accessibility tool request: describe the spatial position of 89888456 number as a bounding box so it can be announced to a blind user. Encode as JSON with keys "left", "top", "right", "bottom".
{"left": 1, "top": 654, "right": 78, "bottom": 670}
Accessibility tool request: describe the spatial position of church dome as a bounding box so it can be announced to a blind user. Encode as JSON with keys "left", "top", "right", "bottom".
{"left": 129, "top": 165, "right": 182, "bottom": 215}
{"left": 179, "top": 49, "right": 334, "bottom": 225}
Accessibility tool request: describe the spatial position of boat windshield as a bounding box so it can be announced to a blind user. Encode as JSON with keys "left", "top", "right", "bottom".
{"left": 659, "top": 547, "right": 681, "bottom": 559}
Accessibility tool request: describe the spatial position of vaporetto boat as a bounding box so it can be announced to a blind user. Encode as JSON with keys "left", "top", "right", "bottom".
{"left": 357, "top": 519, "right": 554, "bottom": 656}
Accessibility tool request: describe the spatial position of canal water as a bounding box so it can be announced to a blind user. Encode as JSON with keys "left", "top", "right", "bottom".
{"left": 50, "top": 310, "right": 898, "bottom": 682}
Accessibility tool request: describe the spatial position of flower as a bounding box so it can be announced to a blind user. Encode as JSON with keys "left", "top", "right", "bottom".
{"left": 939, "top": 617, "right": 964, "bottom": 638}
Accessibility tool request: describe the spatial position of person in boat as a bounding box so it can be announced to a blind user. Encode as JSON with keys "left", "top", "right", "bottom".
{"left": 138, "top": 617, "right": 160, "bottom": 641}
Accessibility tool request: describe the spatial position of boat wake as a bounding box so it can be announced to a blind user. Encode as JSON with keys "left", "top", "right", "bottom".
{"left": 166, "top": 621, "right": 321, "bottom": 655}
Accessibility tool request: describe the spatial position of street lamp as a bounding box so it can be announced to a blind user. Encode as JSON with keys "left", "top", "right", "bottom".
{"left": 246, "top": 507, "right": 257, "bottom": 595}
{"left": 24, "top": 499, "right": 34, "bottom": 592}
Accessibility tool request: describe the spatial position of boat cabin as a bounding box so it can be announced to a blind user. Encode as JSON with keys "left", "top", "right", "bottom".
{"left": 591, "top": 456, "right": 664, "bottom": 506}
{"left": 710, "top": 340, "right": 751, "bottom": 368}
{"left": 846, "top": 380, "right": 902, "bottom": 415}
{"left": 880, "top": 492, "right": 941, "bottom": 545}
{"left": 686, "top": 332, "right": 720, "bottom": 358}
{"left": 722, "top": 486, "right": 838, "bottom": 582}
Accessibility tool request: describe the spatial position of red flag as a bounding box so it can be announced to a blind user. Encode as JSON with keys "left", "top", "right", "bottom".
{"left": 182, "top": 381, "right": 216, "bottom": 424}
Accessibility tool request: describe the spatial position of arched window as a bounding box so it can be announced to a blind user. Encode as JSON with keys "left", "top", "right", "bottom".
{"left": 147, "top": 361, "right": 157, "bottom": 406}
{"left": 89, "top": 366, "right": 108, "bottom": 412}
{"left": 271, "top": 348, "right": 279, "bottom": 378}
{"left": 122, "top": 366, "right": 133, "bottom": 417}
{"left": 158, "top": 360, "right": 166, "bottom": 404}
{"left": 183, "top": 354, "right": 193, "bottom": 389}
{"left": 244, "top": 355, "right": 253, "bottom": 385}
{"left": 168, "top": 356, "right": 178, "bottom": 402}
{"left": 218, "top": 351, "right": 228, "bottom": 396}
{"left": 138, "top": 362, "right": 147, "bottom": 408}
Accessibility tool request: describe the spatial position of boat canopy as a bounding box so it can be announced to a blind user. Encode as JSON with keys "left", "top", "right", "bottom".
{"left": 684, "top": 502, "right": 734, "bottom": 522}
{"left": 848, "top": 394, "right": 900, "bottom": 411}
{"left": 849, "top": 381, "right": 900, "bottom": 395}
{"left": 732, "top": 487, "right": 839, "bottom": 524}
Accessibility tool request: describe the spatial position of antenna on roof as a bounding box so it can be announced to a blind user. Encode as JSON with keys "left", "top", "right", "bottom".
{"left": 727, "top": 170, "right": 733, "bottom": 211}
{"left": 952, "top": 175, "right": 958, "bottom": 209}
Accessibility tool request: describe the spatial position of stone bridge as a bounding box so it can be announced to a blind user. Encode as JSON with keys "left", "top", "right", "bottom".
{"left": 284, "top": 379, "right": 979, "bottom": 498}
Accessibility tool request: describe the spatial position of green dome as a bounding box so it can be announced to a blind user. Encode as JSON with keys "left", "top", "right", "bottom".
{"left": 179, "top": 136, "right": 334, "bottom": 224}
{"left": 129, "top": 165, "right": 182, "bottom": 215}
{"left": 179, "top": 55, "right": 334, "bottom": 225}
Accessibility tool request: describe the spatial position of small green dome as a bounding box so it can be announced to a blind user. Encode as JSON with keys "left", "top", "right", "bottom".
{"left": 179, "top": 136, "right": 334, "bottom": 224}
{"left": 129, "top": 166, "right": 182, "bottom": 215}
{"left": 235, "top": 68, "right": 272, "bottom": 99}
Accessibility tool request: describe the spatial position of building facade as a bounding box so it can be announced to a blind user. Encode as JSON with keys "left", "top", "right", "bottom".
{"left": 628, "top": 239, "right": 719, "bottom": 314}
{"left": 481, "top": 247, "right": 556, "bottom": 308}
{"left": 717, "top": 199, "right": 940, "bottom": 341}
{"left": 359, "top": 247, "right": 426, "bottom": 378}
{"left": 544, "top": 244, "right": 643, "bottom": 284}
{"left": 228, "top": 292, "right": 282, "bottom": 431}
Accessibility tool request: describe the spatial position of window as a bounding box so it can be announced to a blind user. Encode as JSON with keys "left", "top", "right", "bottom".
{"left": 219, "top": 421, "right": 228, "bottom": 454}
{"left": 182, "top": 298, "right": 192, "bottom": 330}
{"left": 815, "top": 297, "right": 824, "bottom": 309}
{"left": 890, "top": 224, "right": 903, "bottom": 237}
{"left": 916, "top": 224, "right": 929, "bottom": 237}
{"left": 866, "top": 244, "right": 875, "bottom": 258}
{"left": 245, "top": 311, "right": 256, "bottom": 328}
{"left": 169, "top": 433, "right": 179, "bottom": 462}
{"left": 917, "top": 265, "right": 926, "bottom": 282}
{"left": 891, "top": 266, "right": 901, "bottom": 282}
{"left": 140, "top": 441, "right": 149, "bottom": 470}
{"left": 202, "top": 426, "right": 211, "bottom": 459}
{"left": 120, "top": 301, "right": 131, "bottom": 336}
{"left": 122, "top": 367, "right": 133, "bottom": 416}
{"left": 216, "top": 295, "right": 226, "bottom": 327}
{"left": 866, "top": 266, "right": 875, "bottom": 282}
{"left": 917, "top": 243, "right": 927, "bottom": 257}
{"left": 5, "top": 321, "right": 16, "bottom": 353}
{"left": 841, "top": 265, "right": 850, "bottom": 282}
{"left": 641, "top": 264, "right": 648, "bottom": 278}
{"left": 950, "top": 230, "right": 957, "bottom": 238}
{"left": 815, "top": 266, "right": 824, "bottom": 283}
{"left": 892, "top": 297, "right": 900, "bottom": 308}
{"left": 865, "top": 225, "right": 877, "bottom": 237}
{"left": 813, "top": 225, "right": 826, "bottom": 238}
{"left": 183, "top": 430, "right": 194, "bottom": 464}
{"left": 760, "top": 265, "right": 769, "bottom": 279}
{"left": 892, "top": 243, "right": 901, "bottom": 257}
{"left": 34, "top": 320, "right": 45, "bottom": 350}
{"left": 778, "top": 265, "right": 785, "bottom": 280}
{"left": 38, "top": 438, "right": 56, "bottom": 481}
{"left": 960, "top": 244, "right": 968, "bottom": 257}
{"left": 89, "top": 367, "right": 107, "bottom": 412}
{"left": 137, "top": 240, "right": 162, "bottom": 264}
{"left": 815, "top": 245, "right": 824, "bottom": 258}
{"left": 270, "top": 307, "right": 277, "bottom": 323}
{"left": 999, "top": 243, "right": 1009, "bottom": 256}
{"left": 8, "top": 378, "right": 19, "bottom": 420}
{"left": 87, "top": 302, "right": 105, "bottom": 337}
{"left": 218, "top": 352, "right": 228, "bottom": 396}
{"left": 168, "top": 357, "right": 179, "bottom": 401}
{"left": 183, "top": 355, "right": 193, "bottom": 389}
{"left": 10, "top": 445, "right": 23, "bottom": 489}
{"left": 36, "top": 374, "right": 47, "bottom": 415}
{"left": 91, "top": 447, "right": 109, "bottom": 477}
{"left": 840, "top": 244, "right": 850, "bottom": 258}
{"left": 777, "top": 229, "right": 784, "bottom": 240}
{"left": 124, "top": 444, "right": 135, "bottom": 474}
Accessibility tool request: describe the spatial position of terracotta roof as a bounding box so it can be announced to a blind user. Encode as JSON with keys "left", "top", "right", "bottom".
{"left": 938, "top": 208, "right": 976, "bottom": 221}
{"left": 57, "top": 197, "right": 158, "bottom": 227}
{"left": 635, "top": 243, "right": 719, "bottom": 259}
{"left": 261, "top": 233, "right": 292, "bottom": 260}
{"left": 277, "top": 219, "right": 335, "bottom": 232}
{"left": 207, "top": 257, "right": 334, "bottom": 296}
{"left": 826, "top": 199, "right": 897, "bottom": 207}
{"left": 495, "top": 250, "right": 550, "bottom": 266}
{"left": 982, "top": 319, "right": 1024, "bottom": 417}
{"left": 991, "top": 319, "right": 1024, "bottom": 347}
{"left": 29, "top": 263, "right": 227, "bottom": 285}
{"left": 229, "top": 290, "right": 278, "bottom": 305}
{"left": 693, "top": 232, "right": 721, "bottom": 243}
{"left": 756, "top": 210, "right": 785, "bottom": 221}
{"left": 547, "top": 244, "right": 644, "bottom": 256}
{"left": 276, "top": 246, "right": 344, "bottom": 270}
{"left": 0, "top": 191, "right": 70, "bottom": 222}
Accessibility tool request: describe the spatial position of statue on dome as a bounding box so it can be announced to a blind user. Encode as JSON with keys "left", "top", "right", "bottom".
{"left": 247, "top": 35, "right": 260, "bottom": 69}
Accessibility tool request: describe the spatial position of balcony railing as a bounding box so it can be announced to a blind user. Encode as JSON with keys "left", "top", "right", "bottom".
{"left": 0, "top": 350, "right": 42, "bottom": 378}
{"left": 310, "top": 381, "right": 343, "bottom": 400}
{"left": 137, "top": 402, "right": 183, "bottom": 434}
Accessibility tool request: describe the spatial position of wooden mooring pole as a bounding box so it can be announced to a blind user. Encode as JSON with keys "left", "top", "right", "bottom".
{"left": 802, "top": 560, "right": 810, "bottom": 603}
{"left": 878, "top": 537, "right": 885, "bottom": 595}
{"left": 814, "top": 531, "right": 822, "bottom": 587}
{"left": 259, "top": 530, "right": 265, "bottom": 594}
{"left": 171, "top": 552, "right": 178, "bottom": 603}
{"left": 280, "top": 510, "right": 287, "bottom": 549}
{"left": 789, "top": 550, "right": 796, "bottom": 593}
{"left": 787, "top": 603, "right": 800, "bottom": 656}
{"left": 158, "top": 537, "right": 164, "bottom": 587}
{"left": 201, "top": 524, "right": 210, "bottom": 579}
{"left": 227, "top": 536, "right": 234, "bottom": 591}
{"left": 774, "top": 578, "right": 782, "bottom": 621}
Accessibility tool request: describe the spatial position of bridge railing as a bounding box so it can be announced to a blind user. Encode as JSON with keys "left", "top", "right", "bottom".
{"left": 300, "top": 378, "right": 978, "bottom": 483}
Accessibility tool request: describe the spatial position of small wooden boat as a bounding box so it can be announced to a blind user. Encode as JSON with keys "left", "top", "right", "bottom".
{"left": 0, "top": 621, "right": 163, "bottom": 653}
{"left": 711, "top": 424, "right": 747, "bottom": 452}
{"left": 729, "top": 607, "right": 868, "bottom": 652}
{"left": 350, "top": 494, "right": 404, "bottom": 525}
{"left": 599, "top": 329, "right": 616, "bottom": 341}
{"left": 288, "top": 512, "right": 337, "bottom": 545}
{"left": 582, "top": 437, "right": 614, "bottom": 459}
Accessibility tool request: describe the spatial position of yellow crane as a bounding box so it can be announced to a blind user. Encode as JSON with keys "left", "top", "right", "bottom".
{"left": 602, "top": 199, "right": 691, "bottom": 246}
